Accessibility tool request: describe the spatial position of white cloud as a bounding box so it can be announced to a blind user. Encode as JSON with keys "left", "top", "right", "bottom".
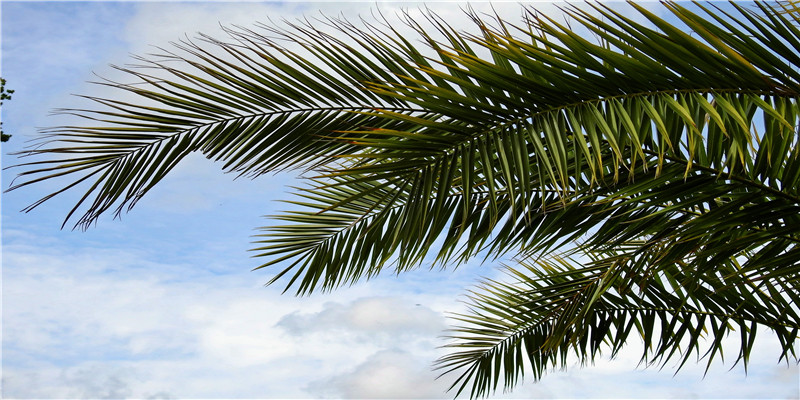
{"left": 5, "top": 227, "right": 797, "bottom": 398}
{"left": 1, "top": 365, "right": 138, "bottom": 399}
{"left": 1, "top": 230, "right": 462, "bottom": 398}
{"left": 308, "top": 349, "right": 452, "bottom": 399}
{"left": 277, "top": 296, "right": 446, "bottom": 337}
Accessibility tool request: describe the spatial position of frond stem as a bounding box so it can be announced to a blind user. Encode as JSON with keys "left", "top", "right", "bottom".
{"left": 641, "top": 149, "right": 800, "bottom": 205}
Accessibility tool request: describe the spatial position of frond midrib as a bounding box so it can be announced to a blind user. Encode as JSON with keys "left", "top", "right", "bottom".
{"left": 20, "top": 104, "right": 429, "bottom": 164}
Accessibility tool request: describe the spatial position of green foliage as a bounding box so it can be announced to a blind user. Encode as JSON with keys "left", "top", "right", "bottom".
{"left": 1, "top": 77, "right": 13, "bottom": 142}
{"left": 7, "top": 2, "right": 800, "bottom": 397}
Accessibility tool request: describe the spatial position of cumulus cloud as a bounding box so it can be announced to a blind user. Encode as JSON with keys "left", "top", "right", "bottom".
{"left": 277, "top": 296, "right": 446, "bottom": 337}
{"left": 307, "top": 349, "right": 452, "bottom": 399}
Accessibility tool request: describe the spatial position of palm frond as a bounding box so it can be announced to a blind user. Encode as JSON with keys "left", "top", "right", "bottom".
{"left": 437, "top": 246, "right": 800, "bottom": 398}
{"left": 8, "top": 12, "right": 447, "bottom": 228}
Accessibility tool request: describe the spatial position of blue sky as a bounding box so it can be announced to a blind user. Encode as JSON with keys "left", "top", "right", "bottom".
{"left": 1, "top": 1, "right": 799, "bottom": 398}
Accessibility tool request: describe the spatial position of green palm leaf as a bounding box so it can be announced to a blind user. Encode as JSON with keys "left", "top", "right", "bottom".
{"left": 438, "top": 245, "right": 800, "bottom": 398}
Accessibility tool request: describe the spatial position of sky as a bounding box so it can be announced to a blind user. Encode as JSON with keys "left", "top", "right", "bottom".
{"left": 1, "top": 1, "right": 799, "bottom": 399}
